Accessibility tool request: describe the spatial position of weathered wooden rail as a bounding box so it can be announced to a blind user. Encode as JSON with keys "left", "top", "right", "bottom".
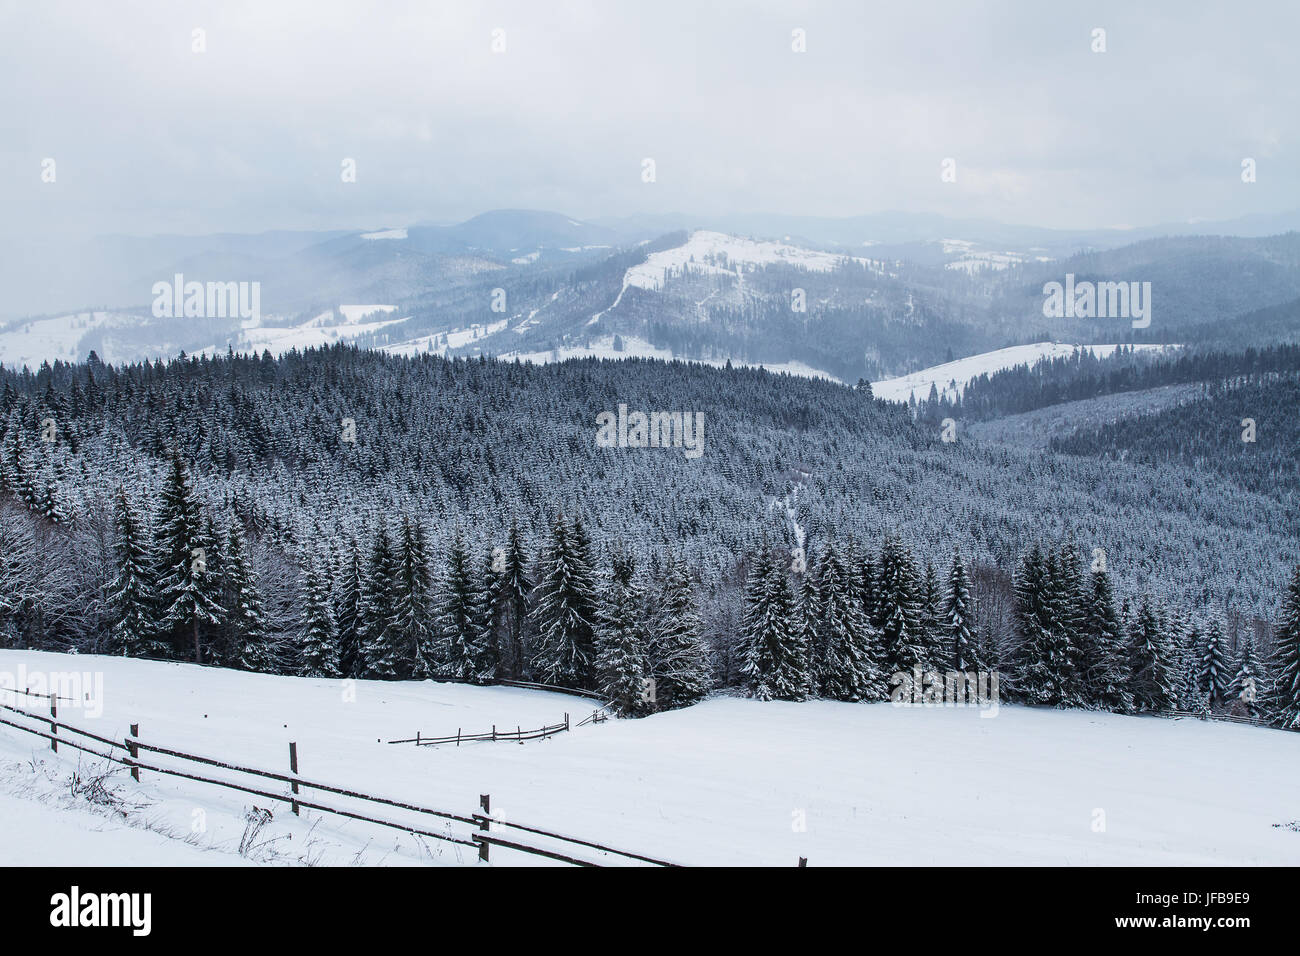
{"left": 0, "top": 685, "right": 682, "bottom": 867}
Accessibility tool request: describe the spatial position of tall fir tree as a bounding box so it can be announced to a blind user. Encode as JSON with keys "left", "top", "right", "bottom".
{"left": 107, "top": 487, "right": 164, "bottom": 658}
{"left": 390, "top": 517, "right": 437, "bottom": 679}
{"left": 154, "top": 455, "right": 224, "bottom": 663}
{"left": 334, "top": 540, "right": 364, "bottom": 679}
{"left": 594, "top": 551, "right": 650, "bottom": 716}
{"left": 740, "top": 549, "right": 805, "bottom": 701}
{"left": 1127, "top": 599, "right": 1178, "bottom": 712}
{"left": 920, "top": 559, "right": 944, "bottom": 668}
{"left": 876, "top": 536, "right": 927, "bottom": 677}
{"left": 224, "top": 523, "right": 272, "bottom": 673}
{"left": 529, "top": 515, "right": 598, "bottom": 688}
{"left": 649, "top": 557, "right": 713, "bottom": 708}
{"left": 812, "top": 543, "right": 880, "bottom": 701}
{"left": 795, "top": 558, "right": 820, "bottom": 698}
{"left": 493, "top": 521, "right": 532, "bottom": 679}
{"left": 359, "top": 525, "right": 401, "bottom": 678}
{"left": 1198, "top": 618, "right": 1231, "bottom": 708}
{"left": 1077, "top": 564, "right": 1131, "bottom": 711}
{"left": 1011, "top": 545, "right": 1080, "bottom": 706}
{"left": 435, "top": 532, "right": 489, "bottom": 680}
{"left": 299, "top": 561, "right": 341, "bottom": 677}
{"left": 943, "top": 547, "right": 977, "bottom": 673}
{"left": 1175, "top": 620, "right": 1209, "bottom": 713}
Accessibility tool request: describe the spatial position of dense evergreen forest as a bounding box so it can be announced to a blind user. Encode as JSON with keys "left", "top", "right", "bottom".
{"left": 0, "top": 345, "right": 1297, "bottom": 728}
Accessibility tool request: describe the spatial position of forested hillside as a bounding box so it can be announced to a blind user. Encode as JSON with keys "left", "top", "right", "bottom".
{"left": 0, "top": 344, "right": 1297, "bottom": 709}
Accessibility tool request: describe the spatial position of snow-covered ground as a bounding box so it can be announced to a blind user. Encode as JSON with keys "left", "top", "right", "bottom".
{"left": 500, "top": 335, "right": 842, "bottom": 383}
{"left": 2, "top": 650, "right": 1297, "bottom": 867}
{"left": 872, "top": 343, "right": 1178, "bottom": 404}
{"left": 0, "top": 311, "right": 149, "bottom": 369}
{"left": 625, "top": 230, "right": 882, "bottom": 293}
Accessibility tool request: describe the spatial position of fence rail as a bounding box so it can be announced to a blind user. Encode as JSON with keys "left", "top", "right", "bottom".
{"left": 1164, "top": 708, "right": 1275, "bottom": 728}
{"left": 388, "top": 716, "right": 570, "bottom": 747}
{"left": 0, "top": 685, "right": 680, "bottom": 867}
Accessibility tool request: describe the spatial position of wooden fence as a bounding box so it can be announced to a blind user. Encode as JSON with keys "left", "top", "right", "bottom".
{"left": 388, "top": 716, "right": 571, "bottom": 746}
{"left": 0, "top": 685, "right": 679, "bottom": 866}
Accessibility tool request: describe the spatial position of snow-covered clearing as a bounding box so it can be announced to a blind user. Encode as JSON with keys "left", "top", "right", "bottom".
{"left": 1, "top": 650, "right": 1296, "bottom": 866}
{"left": 626, "top": 230, "right": 881, "bottom": 293}
{"left": 501, "top": 335, "right": 841, "bottom": 383}
{"left": 871, "top": 343, "right": 1178, "bottom": 405}
{"left": 0, "top": 311, "right": 145, "bottom": 370}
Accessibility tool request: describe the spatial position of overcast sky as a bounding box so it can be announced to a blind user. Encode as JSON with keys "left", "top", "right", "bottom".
{"left": 1, "top": 0, "right": 1296, "bottom": 240}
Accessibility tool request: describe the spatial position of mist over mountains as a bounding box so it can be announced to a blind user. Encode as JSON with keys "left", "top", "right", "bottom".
{"left": 5, "top": 208, "right": 1300, "bottom": 388}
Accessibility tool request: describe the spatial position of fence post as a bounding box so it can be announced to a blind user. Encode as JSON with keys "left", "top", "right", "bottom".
{"left": 478, "top": 794, "right": 491, "bottom": 862}
{"left": 516, "top": 724, "right": 521, "bottom": 744}
{"left": 564, "top": 712, "right": 569, "bottom": 732}
{"left": 416, "top": 730, "right": 420, "bottom": 746}
{"left": 127, "top": 724, "right": 140, "bottom": 781}
{"left": 49, "top": 696, "right": 57, "bottom": 753}
{"left": 492, "top": 724, "right": 496, "bottom": 742}
{"left": 289, "top": 741, "right": 300, "bottom": 815}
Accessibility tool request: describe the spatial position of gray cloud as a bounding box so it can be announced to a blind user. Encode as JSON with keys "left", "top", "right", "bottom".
{"left": 1, "top": 0, "right": 1296, "bottom": 241}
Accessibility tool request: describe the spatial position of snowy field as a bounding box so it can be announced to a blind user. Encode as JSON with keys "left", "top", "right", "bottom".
{"left": 625, "top": 230, "right": 883, "bottom": 292}
{"left": 1, "top": 650, "right": 1297, "bottom": 867}
{"left": 501, "top": 334, "right": 842, "bottom": 383}
{"left": 871, "top": 343, "right": 1178, "bottom": 405}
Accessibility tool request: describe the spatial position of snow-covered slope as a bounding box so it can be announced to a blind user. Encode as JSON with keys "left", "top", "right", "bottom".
{"left": 0, "top": 311, "right": 152, "bottom": 369}
{"left": 500, "top": 334, "right": 842, "bottom": 383}
{"left": 625, "top": 230, "right": 882, "bottom": 292}
{"left": 3, "top": 650, "right": 1297, "bottom": 866}
{"left": 871, "top": 343, "right": 1177, "bottom": 404}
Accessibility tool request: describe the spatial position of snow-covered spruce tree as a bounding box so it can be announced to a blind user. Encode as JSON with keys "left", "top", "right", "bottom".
{"left": 224, "top": 523, "right": 272, "bottom": 673}
{"left": 107, "top": 487, "right": 164, "bottom": 658}
{"left": 529, "top": 515, "right": 598, "bottom": 689}
{"left": 391, "top": 517, "right": 438, "bottom": 679}
{"left": 1266, "top": 564, "right": 1300, "bottom": 729}
{"left": 814, "top": 543, "right": 880, "bottom": 701}
{"left": 1010, "top": 546, "right": 1083, "bottom": 707}
{"left": 359, "top": 525, "right": 401, "bottom": 678}
{"left": 856, "top": 547, "right": 879, "bottom": 630}
{"left": 1077, "top": 563, "right": 1131, "bottom": 711}
{"left": 740, "top": 548, "right": 805, "bottom": 701}
{"left": 796, "top": 555, "right": 821, "bottom": 698}
{"left": 154, "top": 454, "right": 224, "bottom": 663}
{"left": 1198, "top": 617, "right": 1231, "bottom": 709}
{"left": 491, "top": 521, "right": 533, "bottom": 680}
{"left": 299, "top": 560, "right": 341, "bottom": 677}
{"left": 1174, "top": 620, "right": 1209, "bottom": 713}
{"left": 435, "top": 532, "right": 489, "bottom": 681}
{"left": 1127, "top": 599, "right": 1177, "bottom": 712}
{"left": 478, "top": 545, "right": 505, "bottom": 680}
{"left": 920, "top": 559, "right": 944, "bottom": 668}
{"left": 1228, "top": 635, "right": 1265, "bottom": 717}
{"left": 334, "top": 540, "right": 364, "bottom": 679}
{"left": 594, "top": 550, "right": 650, "bottom": 716}
{"left": 1010, "top": 544, "right": 1045, "bottom": 701}
{"left": 201, "top": 515, "right": 231, "bottom": 665}
{"left": 650, "top": 557, "right": 713, "bottom": 709}
{"left": 876, "top": 535, "right": 927, "bottom": 679}
{"left": 943, "top": 547, "right": 977, "bottom": 673}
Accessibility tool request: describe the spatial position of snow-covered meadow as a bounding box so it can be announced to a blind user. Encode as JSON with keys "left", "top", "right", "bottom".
{"left": 870, "top": 343, "right": 1178, "bottom": 405}
{"left": 1, "top": 649, "right": 1297, "bottom": 867}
